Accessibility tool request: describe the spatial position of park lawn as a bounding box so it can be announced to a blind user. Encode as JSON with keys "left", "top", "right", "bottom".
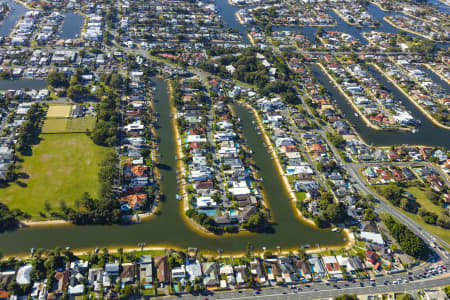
{"left": 42, "top": 117, "right": 96, "bottom": 133}
{"left": 405, "top": 186, "right": 444, "bottom": 216}
{"left": 375, "top": 185, "right": 450, "bottom": 245}
{"left": 0, "top": 133, "right": 111, "bottom": 219}
{"left": 66, "top": 116, "right": 96, "bottom": 132}
{"left": 42, "top": 118, "right": 69, "bottom": 133}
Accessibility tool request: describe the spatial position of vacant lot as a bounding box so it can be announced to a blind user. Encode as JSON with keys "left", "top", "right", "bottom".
{"left": 47, "top": 105, "right": 72, "bottom": 118}
{"left": 0, "top": 134, "right": 111, "bottom": 219}
{"left": 42, "top": 117, "right": 96, "bottom": 133}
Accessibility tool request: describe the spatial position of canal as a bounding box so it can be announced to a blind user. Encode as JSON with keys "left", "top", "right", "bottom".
{"left": 0, "top": 77, "right": 345, "bottom": 255}
{"left": 0, "top": 0, "right": 28, "bottom": 37}
{"left": 59, "top": 13, "right": 84, "bottom": 39}
{"left": 310, "top": 63, "right": 450, "bottom": 149}
{"left": 0, "top": 79, "right": 47, "bottom": 90}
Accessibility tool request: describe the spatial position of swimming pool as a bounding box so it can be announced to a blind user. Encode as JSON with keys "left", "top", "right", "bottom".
{"left": 198, "top": 209, "right": 217, "bottom": 217}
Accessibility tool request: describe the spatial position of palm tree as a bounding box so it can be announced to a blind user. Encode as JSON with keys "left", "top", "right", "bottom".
{"left": 118, "top": 248, "right": 124, "bottom": 264}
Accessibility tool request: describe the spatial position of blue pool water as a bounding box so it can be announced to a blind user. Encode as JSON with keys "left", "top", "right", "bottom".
{"left": 198, "top": 209, "right": 217, "bottom": 217}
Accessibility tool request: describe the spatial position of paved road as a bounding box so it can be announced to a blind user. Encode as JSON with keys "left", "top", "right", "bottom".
{"left": 166, "top": 275, "right": 450, "bottom": 300}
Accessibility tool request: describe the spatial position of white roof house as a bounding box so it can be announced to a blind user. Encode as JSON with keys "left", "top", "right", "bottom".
{"left": 16, "top": 265, "right": 32, "bottom": 284}
{"left": 360, "top": 231, "right": 384, "bottom": 245}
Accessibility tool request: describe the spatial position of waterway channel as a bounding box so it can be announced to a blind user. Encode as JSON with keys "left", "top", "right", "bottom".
{"left": 0, "top": 0, "right": 83, "bottom": 38}
{"left": 215, "top": 0, "right": 448, "bottom": 49}
{"left": 0, "top": 77, "right": 345, "bottom": 255}
{"left": 310, "top": 63, "right": 450, "bottom": 149}
{"left": 0, "top": 79, "right": 47, "bottom": 90}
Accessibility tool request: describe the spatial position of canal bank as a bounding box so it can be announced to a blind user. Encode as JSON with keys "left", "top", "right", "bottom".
{"left": 0, "top": 77, "right": 345, "bottom": 256}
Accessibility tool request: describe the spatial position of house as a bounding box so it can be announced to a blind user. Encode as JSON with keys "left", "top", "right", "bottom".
{"left": 322, "top": 256, "right": 343, "bottom": 279}
{"left": 171, "top": 265, "right": 186, "bottom": 280}
{"left": 292, "top": 258, "right": 312, "bottom": 281}
{"left": 360, "top": 231, "right": 384, "bottom": 245}
{"left": 139, "top": 255, "right": 153, "bottom": 284}
{"left": 233, "top": 265, "right": 247, "bottom": 287}
{"left": 105, "top": 263, "right": 119, "bottom": 277}
{"left": 186, "top": 259, "right": 202, "bottom": 282}
{"left": 154, "top": 256, "right": 170, "bottom": 284}
{"left": 54, "top": 269, "right": 69, "bottom": 293}
{"left": 249, "top": 259, "right": 266, "bottom": 283}
{"left": 202, "top": 262, "right": 219, "bottom": 287}
{"left": 219, "top": 264, "right": 236, "bottom": 287}
{"left": 335, "top": 255, "right": 364, "bottom": 274}
{"left": 120, "top": 263, "right": 135, "bottom": 286}
{"left": 308, "top": 254, "right": 326, "bottom": 277}
{"left": 16, "top": 265, "right": 32, "bottom": 285}
{"left": 278, "top": 257, "right": 298, "bottom": 283}
{"left": 366, "top": 250, "right": 379, "bottom": 269}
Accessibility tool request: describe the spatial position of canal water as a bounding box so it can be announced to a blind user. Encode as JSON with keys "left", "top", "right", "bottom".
{"left": 0, "top": 78, "right": 344, "bottom": 255}
{"left": 0, "top": 0, "right": 83, "bottom": 39}
{"left": 0, "top": 0, "right": 28, "bottom": 37}
{"left": 215, "top": 0, "right": 448, "bottom": 49}
{"left": 0, "top": 79, "right": 47, "bottom": 90}
{"left": 428, "top": 0, "right": 450, "bottom": 14}
{"left": 310, "top": 63, "right": 450, "bottom": 149}
{"left": 59, "top": 13, "right": 84, "bottom": 39}
{"left": 214, "top": 0, "right": 249, "bottom": 43}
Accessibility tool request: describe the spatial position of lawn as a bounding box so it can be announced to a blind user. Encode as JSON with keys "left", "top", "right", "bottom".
{"left": 47, "top": 104, "right": 72, "bottom": 118}
{"left": 375, "top": 185, "right": 450, "bottom": 245}
{"left": 404, "top": 186, "right": 443, "bottom": 215}
{"left": 42, "top": 117, "right": 96, "bottom": 133}
{"left": 0, "top": 134, "right": 111, "bottom": 219}
{"left": 66, "top": 117, "right": 96, "bottom": 132}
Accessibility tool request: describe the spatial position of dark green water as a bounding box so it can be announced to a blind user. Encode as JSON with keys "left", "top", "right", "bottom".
{"left": 0, "top": 78, "right": 344, "bottom": 255}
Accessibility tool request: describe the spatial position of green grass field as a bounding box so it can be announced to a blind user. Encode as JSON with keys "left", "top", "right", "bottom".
{"left": 42, "top": 117, "right": 96, "bottom": 133}
{"left": 376, "top": 185, "right": 450, "bottom": 245}
{"left": 0, "top": 134, "right": 111, "bottom": 219}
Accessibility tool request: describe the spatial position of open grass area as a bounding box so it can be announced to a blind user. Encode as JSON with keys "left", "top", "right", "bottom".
{"left": 375, "top": 185, "right": 450, "bottom": 245}
{"left": 42, "top": 118, "right": 68, "bottom": 133}
{"left": 405, "top": 186, "right": 444, "bottom": 215}
{"left": 0, "top": 134, "right": 111, "bottom": 219}
{"left": 66, "top": 117, "right": 96, "bottom": 132}
{"left": 47, "top": 104, "right": 72, "bottom": 118}
{"left": 42, "top": 117, "right": 96, "bottom": 133}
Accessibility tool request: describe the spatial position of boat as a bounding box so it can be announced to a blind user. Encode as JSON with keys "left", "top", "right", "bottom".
{"left": 331, "top": 228, "right": 341, "bottom": 232}
{"left": 176, "top": 194, "right": 181, "bottom": 201}
{"left": 412, "top": 128, "right": 418, "bottom": 134}
{"left": 354, "top": 113, "right": 359, "bottom": 117}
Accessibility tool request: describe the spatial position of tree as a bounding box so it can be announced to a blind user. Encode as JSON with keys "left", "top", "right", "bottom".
{"left": 335, "top": 295, "right": 357, "bottom": 300}
{"left": 44, "top": 200, "right": 51, "bottom": 212}
{"left": 47, "top": 72, "right": 69, "bottom": 88}
{"left": 121, "top": 285, "right": 137, "bottom": 298}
